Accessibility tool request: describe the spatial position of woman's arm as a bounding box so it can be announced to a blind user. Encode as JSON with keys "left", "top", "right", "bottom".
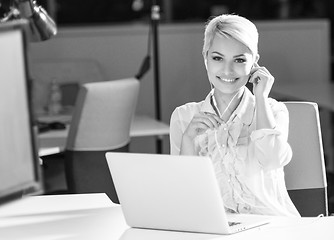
{"left": 250, "top": 63, "right": 276, "bottom": 130}
{"left": 249, "top": 63, "right": 292, "bottom": 169}
{"left": 256, "top": 96, "right": 276, "bottom": 130}
{"left": 250, "top": 102, "right": 292, "bottom": 170}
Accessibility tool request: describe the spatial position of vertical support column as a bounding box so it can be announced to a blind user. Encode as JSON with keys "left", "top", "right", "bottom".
{"left": 151, "top": 1, "right": 163, "bottom": 153}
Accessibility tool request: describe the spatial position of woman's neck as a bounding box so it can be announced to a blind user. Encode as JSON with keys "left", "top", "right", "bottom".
{"left": 212, "top": 87, "right": 245, "bottom": 121}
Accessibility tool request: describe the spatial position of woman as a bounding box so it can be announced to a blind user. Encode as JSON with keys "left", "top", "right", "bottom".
{"left": 170, "top": 14, "right": 300, "bottom": 216}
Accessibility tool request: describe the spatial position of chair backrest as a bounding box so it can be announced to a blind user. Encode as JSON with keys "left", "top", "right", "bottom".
{"left": 64, "top": 78, "right": 140, "bottom": 203}
{"left": 66, "top": 78, "right": 140, "bottom": 150}
{"left": 284, "top": 101, "right": 328, "bottom": 216}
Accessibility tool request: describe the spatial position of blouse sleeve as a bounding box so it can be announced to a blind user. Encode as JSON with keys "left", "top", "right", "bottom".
{"left": 170, "top": 107, "right": 183, "bottom": 155}
{"left": 249, "top": 100, "right": 293, "bottom": 170}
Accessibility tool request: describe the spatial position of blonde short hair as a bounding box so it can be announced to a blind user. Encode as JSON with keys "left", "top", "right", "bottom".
{"left": 202, "top": 14, "right": 259, "bottom": 59}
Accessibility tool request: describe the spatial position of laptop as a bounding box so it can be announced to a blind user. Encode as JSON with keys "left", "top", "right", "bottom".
{"left": 105, "top": 152, "right": 270, "bottom": 235}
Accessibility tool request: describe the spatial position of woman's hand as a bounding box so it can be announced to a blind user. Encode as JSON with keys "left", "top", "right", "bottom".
{"left": 183, "top": 112, "right": 223, "bottom": 139}
{"left": 180, "top": 112, "right": 223, "bottom": 155}
{"left": 249, "top": 62, "right": 274, "bottom": 98}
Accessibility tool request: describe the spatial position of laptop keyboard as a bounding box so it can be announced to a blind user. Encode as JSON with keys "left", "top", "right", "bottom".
{"left": 228, "top": 221, "right": 241, "bottom": 227}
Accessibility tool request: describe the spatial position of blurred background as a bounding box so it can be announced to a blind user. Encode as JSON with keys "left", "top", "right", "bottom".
{"left": 35, "top": 0, "right": 334, "bottom": 81}
{"left": 36, "top": 3, "right": 330, "bottom": 36}
{"left": 2, "top": 0, "right": 333, "bottom": 214}
{"left": 39, "top": 0, "right": 333, "bottom": 23}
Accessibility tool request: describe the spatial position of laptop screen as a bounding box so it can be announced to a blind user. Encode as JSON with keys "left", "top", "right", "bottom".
{"left": 0, "top": 20, "right": 43, "bottom": 205}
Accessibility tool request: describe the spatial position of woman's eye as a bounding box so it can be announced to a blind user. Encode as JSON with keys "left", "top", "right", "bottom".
{"left": 235, "top": 58, "right": 246, "bottom": 63}
{"left": 212, "top": 56, "right": 223, "bottom": 61}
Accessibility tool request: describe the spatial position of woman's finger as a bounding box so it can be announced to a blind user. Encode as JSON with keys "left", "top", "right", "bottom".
{"left": 193, "top": 116, "right": 217, "bottom": 129}
{"left": 204, "top": 112, "right": 224, "bottom": 125}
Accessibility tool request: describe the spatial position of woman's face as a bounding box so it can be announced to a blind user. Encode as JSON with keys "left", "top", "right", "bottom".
{"left": 206, "top": 34, "right": 257, "bottom": 95}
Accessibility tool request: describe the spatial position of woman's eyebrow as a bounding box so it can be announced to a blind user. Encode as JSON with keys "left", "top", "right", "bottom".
{"left": 234, "top": 54, "right": 247, "bottom": 58}
{"left": 211, "top": 52, "right": 247, "bottom": 58}
{"left": 211, "top": 51, "right": 224, "bottom": 56}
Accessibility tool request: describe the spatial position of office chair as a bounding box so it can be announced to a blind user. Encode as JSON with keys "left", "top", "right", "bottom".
{"left": 64, "top": 78, "right": 140, "bottom": 204}
{"left": 284, "top": 101, "right": 328, "bottom": 216}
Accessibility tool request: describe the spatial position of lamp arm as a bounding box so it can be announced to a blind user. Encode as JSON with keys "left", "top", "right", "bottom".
{"left": 15, "top": 0, "right": 57, "bottom": 41}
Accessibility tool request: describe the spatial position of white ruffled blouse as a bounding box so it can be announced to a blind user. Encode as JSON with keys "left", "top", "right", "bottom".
{"left": 170, "top": 87, "right": 300, "bottom": 217}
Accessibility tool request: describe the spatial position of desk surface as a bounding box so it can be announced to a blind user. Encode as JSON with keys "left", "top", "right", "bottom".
{"left": 37, "top": 115, "right": 169, "bottom": 156}
{"left": 0, "top": 193, "right": 333, "bottom": 240}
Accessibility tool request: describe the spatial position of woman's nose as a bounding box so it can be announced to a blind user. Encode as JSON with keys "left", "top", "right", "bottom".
{"left": 221, "top": 62, "right": 234, "bottom": 75}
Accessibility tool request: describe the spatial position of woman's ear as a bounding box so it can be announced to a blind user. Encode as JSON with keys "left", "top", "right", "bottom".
{"left": 254, "top": 54, "right": 260, "bottom": 66}
{"left": 203, "top": 53, "right": 208, "bottom": 70}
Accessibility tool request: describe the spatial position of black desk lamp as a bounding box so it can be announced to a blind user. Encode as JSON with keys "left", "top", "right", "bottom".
{"left": 0, "top": 0, "right": 57, "bottom": 41}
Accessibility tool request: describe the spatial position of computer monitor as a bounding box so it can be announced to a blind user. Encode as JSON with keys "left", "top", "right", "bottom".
{"left": 0, "top": 20, "right": 43, "bottom": 205}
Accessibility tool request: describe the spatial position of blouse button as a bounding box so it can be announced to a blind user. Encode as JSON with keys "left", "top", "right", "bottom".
{"left": 222, "top": 144, "right": 225, "bottom": 148}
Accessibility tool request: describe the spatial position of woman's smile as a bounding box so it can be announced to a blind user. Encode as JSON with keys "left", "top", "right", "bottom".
{"left": 217, "top": 76, "right": 240, "bottom": 83}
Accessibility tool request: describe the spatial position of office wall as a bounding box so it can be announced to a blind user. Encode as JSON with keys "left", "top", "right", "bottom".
{"left": 28, "top": 19, "right": 330, "bottom": 153}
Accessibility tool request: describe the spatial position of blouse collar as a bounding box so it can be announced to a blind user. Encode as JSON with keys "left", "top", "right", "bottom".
{"left": 200, "top": 87, "right": 256, "bottom": 126}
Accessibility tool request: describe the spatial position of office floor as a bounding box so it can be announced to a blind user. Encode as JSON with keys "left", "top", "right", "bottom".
{"left": 41, "top": 153, "right": 334, "bottom": 215}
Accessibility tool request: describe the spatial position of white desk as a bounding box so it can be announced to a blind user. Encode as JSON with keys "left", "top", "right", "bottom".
{"left": 37, "top": 115, "right": 170, "bottom": 156}
{"left": 0, "top": 193, "right": 333, "bottom": 240}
